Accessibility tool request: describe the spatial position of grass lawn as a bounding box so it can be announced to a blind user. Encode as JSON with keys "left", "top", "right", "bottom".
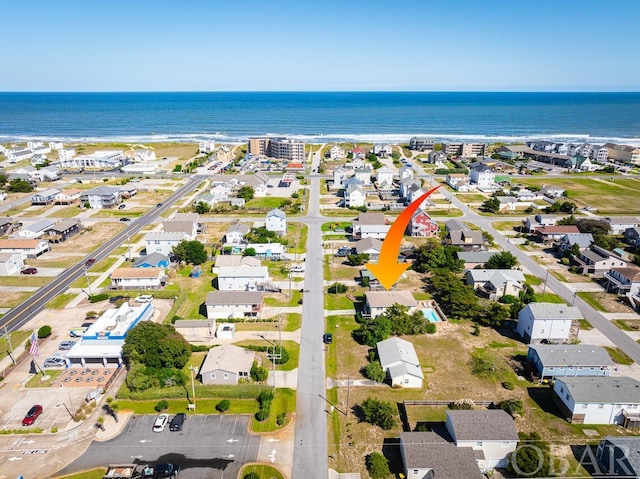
{"left": 46, "top": 293, "right": 77, "bottom": 309}
{"left": 288, "top": 222, "right": 308, "bottom": 254}
{"left": 0, "top": 275, "right": 54, "bottom": 287}
{"left": 239, "top": 465, "right": 284, "bottom": 479}
{"left": 117, "top": 398, "right": 257, "bottom": 415}
{"left": 0, "top": 330, "right": 31, "bottom": 361}
{"left": 549, "top": 270, "right": 569, "bottom": 282}
{"left": 91, "top": 208, "right": 147, "bottom": 218}
{"left": 532, "top": 293, "right": 566, "bottom": 303}
{"left": 263, "top": 290, "right": 302, "bottom": 307}
{"left": 89, "top": 256, "right": 120, "bottom": 273}
{"left": 613, "top": 319, "right": 640, "bottom": 332}
{"left": 322, "top": 221, "right": 351, "bottom": 232}
{"left": 17, "top": 206, "right": 51, "bottom": 217}
{"left": 233, "top": 340, "right": 300, "bottom": 371}
{"left": 48, "top": 206, "right": 83, "bottom": 218}
{"left": 577, "top": 292, "right": 607, "bottom": 311}
{"left": 454, "top": 193, "right": 488, "bottom": 202}
{"left": 412, "top": 292, "right": 432, "bottom": 301}
{"left": 324, "top": 293, "right": 356, "bottom": 311}
{"left": 524, "top": 274, "right": 543, "bottom": 286}
{"left": 245, "top": 197, "right": 287, "bottom": 209}
{"left": 234, "top": 313, "right": 302, "bottom": 333}
{"left": 325, "top": 315, "right": 361, "bottom": 378}
{"left": 53, "top": 469, "right": 107, "bottom": 479}
{"left": 4, "top": 291, "right": 34, "bottom": 308}
{"left": 25, "top": 369, "right": 64, "bottom": 388}
{"left": 321, "top": 209, "right": 359, "bottom": 218}
{"left": 579, "top": 319, "right": 594, "bottom": 330}
{"left": 516, "top": 177, "right": 640, "bottom": 214}
{"left": 605, "top": 346, "right": 634, "bottom": 365}
{"left": 251, "top": 388, "right": 296, "bottom": 433}
{"left": 492, "top": 221, "right": 521, "bottom": 232}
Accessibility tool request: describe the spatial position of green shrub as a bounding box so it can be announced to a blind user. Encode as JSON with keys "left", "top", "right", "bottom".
{"left": 254, "top": 408, "right": 270, "bottom": 422}
{"left": 425, "top": 322, "right": 436, "bottom": 334}
{"left": 359, "top": 397, "right": 397, "bottom": 430}
{"left": 276, "top": 412, "right": 286, "bottom": 426}
{"left": 498, "top": 398, "right": 524, "bottom": 417}
{"left": 328, "top": 282, "right": 348, "bottom": 294}
{"left": 216, "top": 400, "right": 230, "bottom": 413}
{"left": 366, "top": 452, "right": 391, "bottom": 479}
{"left": 362, "top": 361, "right": 386, "bottom": 383}
{"left": 270, "top": 347, "right": 289, "bottom": 365}
{"left": 502, "top": 381, "right": 515, "bottom": 390}
{"left": 250, "top": 361, "right": 268, "bottom": 382}
{"left": 154, "top": 400, "right": 169, "bottom": 412}
{"left": 243, "top": 473, "right": 260, "bottom": 479}
{"left": 89, "top": 293, "right": 109, "bottom": 303}
{"left": 189, "top": 344, "right": 213, "bottom": 352}
{"left": 257, "top": 390, "right": 274, "bottom": 404}
{"left": 37, "top": 325, "right": 52, "bottom": 339}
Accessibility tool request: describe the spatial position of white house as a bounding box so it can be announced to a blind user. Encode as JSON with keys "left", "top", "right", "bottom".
{"left": 465, "top": 269, "right": 526, "bottom": 301}
{"left": 205, "top": 291, "right": 264, "bottom": 320}
{"left": 352, "top": 212, "right": 390, "bottom": 240}
{"left": 399, "top": 166, "right": 415, "bottom": 181}
{"left": 265, "top": 208, "right": 287, "bottom": 235}
{"left": 365, "top": 291, "right": 418, "bottom": 319}
{"left": 516, "top": 303, "right": 583, "bottom": 344}
{"left": 373, "top": 143, "right": 393, "bottom": 157}
{"left": 199, "top": 141, "right": 216, "bottom": 154}
{"left": 328, "top": 145, "right": 346, "bottom": 160}
{"left": 446, "top": 173, "right": 471, "bottom": 192}
{"left": 110, "top": 267, "right": 166, "bottom": 290}
{"left": 0, "top": 239, "right": 50, "bottom": 258}
{"left": 376, "top": 166, "right": 394, "bottom": 188}
{"left": 52, "top": 150, "right": 124, "bottom": 169}
{"left": 605, "top": 217, "right": 640, "bottom": 235}
{"left": 217, "top": 265, "right": 269, "bottom": 291}
{"left": 469, "top": 164, "right": 495, "bottom": 189}
{"left": 445, "top": 410, "right": 519, "bottom": 471}
{"left": 345, "top": 184, "right": 366, "bottom": 208}
{"left": 376, "top": 337, "right": 423, "bottom": 388}
{"left": 31, "top": 188, "right": 61, "bottom": 205}
{"left": 80, "top": 186, "right": 122, "bottom": 209}
{"left": 144, "top": 231, "right": 189, "bottom": 256}
{"left": 225, "top": 223, "right": 250, "bottom": 244}
{"left": 54, "top": 188, "right": 82, "bottom": 204}
{"left": 0, "top": 252, "right": 24, "bottom": 276}
{"left": 553, "top": 376, "right": 640, "bottom": 425}
{"left": 163, "top": 213, "right": 199, "bottom": 240}
{"left": 332, "top": 167, "right": 347, "bottom": 189}
{"left": 354, "top": 166, "right": 372, "bottom": 186}
{"left": 199, "top": 344, "right": 254, "bottom": 385}
{"left": 13, "top": 219, "right": 55, "bottom": 239}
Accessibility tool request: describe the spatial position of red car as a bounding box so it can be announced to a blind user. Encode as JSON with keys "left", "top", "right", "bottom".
{"left": 85, "top": 258, "right": 96, "bottom": 267}
{"left": 20, "top": 267, "right": 38, "bottom": 275}
{"left": 22, "top": 405, "right": 43, "bottom": 426}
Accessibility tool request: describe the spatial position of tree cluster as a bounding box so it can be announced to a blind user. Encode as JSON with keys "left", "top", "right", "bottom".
{"left": 347, "top": 253, "right": 369, "bottom": 266}
{"left": 481, "top": 197, "right": 501, "bottom": 213}
{"left": 507, "top": 432, "right": 552, "bottom": 477}
{"left": 245, "top": 226, "right": 287, "bottom": 245}
{"left": 172, "top": 240, "right": 207, "bottom": 265}
{"left": 8, "top": 178, "right": 33, "bottom": 193}
{"left": 486, "top": 251, "right": 518, "bottom": 269}
{"left": 359, "top": 397, "right": 397, "bottom": 430}
{"left": 353, "top": 304, "right": 436, "bottom": 347}
{"left": 412, "top": 240, "right": 464, "bottom": 274}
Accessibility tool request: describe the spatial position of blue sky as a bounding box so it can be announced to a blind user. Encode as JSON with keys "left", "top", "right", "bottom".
{"left": 3, "top": 0, "right": 639, "bottom": 91}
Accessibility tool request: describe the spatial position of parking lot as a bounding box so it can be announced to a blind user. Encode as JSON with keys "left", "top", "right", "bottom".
{"left": 59, "top": 414, "right": 260, "bottom": 478}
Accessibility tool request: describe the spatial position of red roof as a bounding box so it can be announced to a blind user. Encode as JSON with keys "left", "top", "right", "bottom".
{"left": 352, "top": 147, "right": 365, "bottom": 153}
{"left": 286, "top": 162, "right": 304, "bottom": 170}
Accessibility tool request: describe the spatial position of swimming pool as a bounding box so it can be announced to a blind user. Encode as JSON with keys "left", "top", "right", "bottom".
{"left": 422, "top": 308, "right": 440, "bottom": 322}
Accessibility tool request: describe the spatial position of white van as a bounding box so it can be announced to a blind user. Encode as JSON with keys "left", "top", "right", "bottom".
{"left": 290, "top": 264, "right": 305, "bottom": 273}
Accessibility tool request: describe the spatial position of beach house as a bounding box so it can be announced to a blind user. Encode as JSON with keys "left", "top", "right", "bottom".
{"left": 516, "top": 303, "right": 582, "bottom": 344}
{"left": 376, "top": 337, "right": 423, "bottom": 388}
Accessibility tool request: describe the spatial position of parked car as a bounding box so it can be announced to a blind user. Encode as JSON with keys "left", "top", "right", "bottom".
{"left": 142, "top": 464, "right": 180, "bottom": 479}
{"left": 135, "top": 295, "right": 153, "bottom": 303}
{"left": 156, "top": 202, "right": 163, "bottom": 207}
{"left": 169, "top": 413, "right": 186, "bottom": 432}
{"left": 118, "top": 204, "right": 126, "bottom": 210}
{"left": 85, "top": 258, "right": 96, "bottom": 267}
{"left": 323, "top": 333, "right": 333, "bottom": 344}
{"left": 43, "top": 357, "right": 67, "bottom": 368}
{"left": 153, "top": 414, "right": 170, "bottom": 432}
{"left": 119, "top": 217, "right": 131, "bottom": 222}
{"left": 69, "top": 327, "right": 88, "bottom": 337}
{"left": 58, "top": 340, "right": 76, "bottom": 350}
{"left": 20, "top": 267, "right": 38, "bottom": 275}
{"left": 22, "top": 405, "right": 43, "bottom": 426}
{"left": 81, "top": 322, "right": 94, "bottom": 329}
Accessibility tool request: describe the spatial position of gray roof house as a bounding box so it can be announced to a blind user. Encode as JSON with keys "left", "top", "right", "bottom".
{"left": 13, "top": 219, "right": 55, "bottom": 239}
{"left": 465, "top": 269, "right": 526, "bottom": 301}
{"left": 224, "top": 223, "right": 250, "bottom": 244}
{"left": 527, "top": 344, "right": 615, "bottom": 379}
{"left": 444, "top": 219, "right": 469, "bottom": 232}
{"left": 199, "top": 344, "right": 255, "bottom": 385}
{"left": 376, "top": 337, "right": 423, "bottom": 388}
{"left": 365, "top": 291, "right": 418, "bottom": 319}
{"left": 399, "top": 432, "right": 485, "bottom": 479}
{"left": 556, "top": 233, "right": 594, "bottom": 252}
{"left": 445, "top": 410, "right": 519, "bottom": 470}
{"left": 516, "top": 303, "right": 583, "bottom": 344}
{"left": 596, "top": 437, "right": 640, "bottom": 478}
{"left": 553, "top": 376, "right": 640, "bottom": 425}
{"left": 354, "top": 237, "right": 382, "bottom": 259}
{"left": 205, "top": 291, "right": 264, "bottom": 320}
{"left": 575, "top": 245, "right": 627, "bottom": 276}
{"left": 455, "top": 250, "right": 498, "bottom": 269}
{"left": 445, "top": 229, "right": 484, "bottom": 250}
{"left": 605, "top": 216, "right": 640, "bottom": 235}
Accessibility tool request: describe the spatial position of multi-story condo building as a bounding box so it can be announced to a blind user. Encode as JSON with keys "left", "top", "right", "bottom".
{"left": 409, "top": 137, "right": 435, "bottom": 151}
{"left": 461, "top": 143, "right": 486, "bottom": 157}
{"left": 247, "top": 137, "right": 305, "bottom": 162}
{"left": 604, "top": 143, "right": 640, "bottom": 165}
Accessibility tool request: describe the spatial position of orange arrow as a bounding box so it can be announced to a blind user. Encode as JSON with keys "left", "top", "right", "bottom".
{"left": 366, "top": 184, "right": 442, "bottom": 290}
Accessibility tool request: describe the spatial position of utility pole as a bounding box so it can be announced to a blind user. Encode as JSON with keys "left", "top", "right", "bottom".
{"left": 346, "top": 378, "right": 351, "bottom": 418}
{"left": 259, "top": 334, "right": 280, "bottom": 394}
{"left": 84, "top": 266, "right": 92, "bottom": 296}
{"left": 2, "top": 326, "right": 15, "bottom": 365}
{"left": 541, "top": 267, "right": 550, "bottom": 296}
{"left": 188, "top": 365, "right": 198, "bottom": 410}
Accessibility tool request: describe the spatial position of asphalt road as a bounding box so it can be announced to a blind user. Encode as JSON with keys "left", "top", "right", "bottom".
{"left": 434, "top": 181, "right": 640, "bottom": 364}
{"left": 0, "top": 176, "right": 202, "bottom": 333}
{"left": 291, "top": 154, "right": 329, "bottom": 477}
{"left": 58, "top": 414, "right": 258, "bottom": 478}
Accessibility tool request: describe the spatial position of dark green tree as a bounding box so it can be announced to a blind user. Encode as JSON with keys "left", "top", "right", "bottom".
{"left": 366, "top": 452, "right": 391, "bottom": 479}
{"left": 479, "top": 303, "right": 510, "bottom": 327}
{"left": 508, "top": 432, "right": 551, "bottom": 477}
{"left": 243, "top": 247, "right": 257, "bottom": 256}
{"left": 486, "top": 251, "right": 519, "bottom": 269}
{"left": 250, "top": 361, "right": 268, "bottom": 382}
{"left": 429, "top": 271, "right": 480, "bottom": 320}
{"left": 122, "top": 321, "right": 191, "bottom": 369}
{"left": 194, "top": 201, "right": 210, "bottom": 214}
{"left": 352, "top": 316, "right": 393, "bottom": 347}
{"left": 481, "top": 197, "right": 500, "bottom": 213}
{"left": 8, "top": 178, "right": 33, "bottom": 192}
{"left": 237, "top": 186, "right": 254, "bottom": 201}
{"left": 0, "top": 173, "right": 7, "bottom": 185}
{"left": 347, "top": 253, "right": 369, "bottom": 266}
{"left": 359, "top": 397, "right": 397, "bottom": 430}
{"left": 172, "top": 240, "right": 207, "bottom": 265}
{"left": 362, "top": 360, "right": 386, "bottom": 382}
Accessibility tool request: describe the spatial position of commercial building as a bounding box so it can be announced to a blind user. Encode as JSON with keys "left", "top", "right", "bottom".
{"left": 247, "top": 137, "right": 305, "bottom": 162}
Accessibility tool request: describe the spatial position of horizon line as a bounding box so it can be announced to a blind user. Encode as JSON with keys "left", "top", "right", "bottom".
{"left": 1, "top": 90, "right": 639, "bottom": 94}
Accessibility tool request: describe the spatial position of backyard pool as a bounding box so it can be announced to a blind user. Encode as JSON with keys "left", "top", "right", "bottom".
{"left": 422, "top": 308, "right": 440, "bottom": 322}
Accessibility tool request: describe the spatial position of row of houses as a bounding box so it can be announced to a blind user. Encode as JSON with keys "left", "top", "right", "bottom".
{"left": 31, "top": 185, "right": 138, "bottom": 208}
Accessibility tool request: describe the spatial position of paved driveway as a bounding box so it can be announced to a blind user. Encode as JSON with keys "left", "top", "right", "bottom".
{"left": 59, "top": 414, "right": 259, "bottom": 478}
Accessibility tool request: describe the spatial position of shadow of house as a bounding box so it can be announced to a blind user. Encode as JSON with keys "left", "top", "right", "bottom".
{"left": 382, "top": 437, "right": 405, "bottom": 476}
{"left": 135, "top": 453, "right": 235, "bottom": 472}
{"left": 527, "top": 386, "right": 566, "bottom": 420}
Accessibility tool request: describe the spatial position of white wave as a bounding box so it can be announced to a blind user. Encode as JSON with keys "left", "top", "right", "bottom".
{"left": 1, "top": 131, "right": 639, "bottom": 146}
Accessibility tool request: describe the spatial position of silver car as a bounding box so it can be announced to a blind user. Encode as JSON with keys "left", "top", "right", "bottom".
{"left": 58, "top": 340, "right": 76, "bottom": 350}
{"left": 43, "top": 357, "right": 67, "bottom": 368}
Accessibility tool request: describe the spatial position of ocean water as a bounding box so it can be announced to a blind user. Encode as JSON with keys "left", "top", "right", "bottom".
{"left": 0, "top": 92, "right": 639, "bottom": 145}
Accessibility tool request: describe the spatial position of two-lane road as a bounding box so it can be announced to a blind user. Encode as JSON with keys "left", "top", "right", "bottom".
{"left": 0, "top": 176, "right": 202, "bottom": 333}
